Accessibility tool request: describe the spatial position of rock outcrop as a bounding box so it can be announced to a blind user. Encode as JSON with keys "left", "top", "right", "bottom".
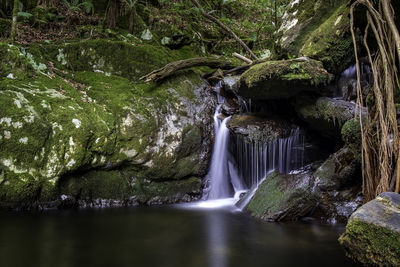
{"left": 339, "top": 192, "right": 400, "bottom": 266}
{"left": 276, "top": 0, "right": 354, "bottom": 74}
{"left": 236, "top": 58, "right": 333, "bottom": 100}
{"left": 295, "top": 96, "right": 361, "bottom": 139}
{"left": 0, "top": 40, "right": 214, "bottom": 209}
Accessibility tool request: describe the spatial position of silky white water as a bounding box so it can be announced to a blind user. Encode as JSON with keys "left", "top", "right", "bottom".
{"left": 197, "top": 82, "right": 305, "bottom": 208}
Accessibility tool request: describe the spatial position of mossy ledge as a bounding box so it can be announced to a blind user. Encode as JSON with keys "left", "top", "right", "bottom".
{"left": 236, "top": 58, "right": 333, "bottom": 100}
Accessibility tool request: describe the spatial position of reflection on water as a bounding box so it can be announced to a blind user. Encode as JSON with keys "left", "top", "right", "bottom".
{"left": 0, "top": 206, "right": 354, "bottom": 267}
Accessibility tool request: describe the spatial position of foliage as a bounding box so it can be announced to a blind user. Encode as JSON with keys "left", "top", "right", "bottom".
{"left": 63, "top": 0, "right": 94, "bottom": 14}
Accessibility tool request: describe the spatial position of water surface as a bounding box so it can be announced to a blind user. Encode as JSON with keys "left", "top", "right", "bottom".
{"left": 0, "top": 205, "right": 353, "bottom": 267}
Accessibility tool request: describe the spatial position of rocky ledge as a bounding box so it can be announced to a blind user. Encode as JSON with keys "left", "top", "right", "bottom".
{"left": 235, "top": 58, "right": 333, "bottom": 100}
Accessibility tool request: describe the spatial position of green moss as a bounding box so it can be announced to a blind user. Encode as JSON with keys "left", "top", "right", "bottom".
{"left": 43, "top": 40, "right": 199, "bottom": 81}
{"left": 246, "top": 171, "right": 318, "bottom": 221}
{"left": 0, "top": 170, "right": 52, "bottom": 205}
{"left": 0, "top": 37, "right": 210, "bottom": 208}
{"left": 238, "top": 58, "right": 333, "bottom": 99}
{"left": 341, "top": 119, "right": 362, "bottom": 161}
{"left": 278, "top": 0, "right": 349, "bottom": 57}
{"left": 339, "top": 217, "right": 400, "bottom": 266}
{"left": 0, "top": 42, "right": 35, "bottom": 79}
{"left": 59, "top": 170, "right": 133, "bottom": 200}
{"left": 300, "top": 4, "right": 355, "bottom": 74}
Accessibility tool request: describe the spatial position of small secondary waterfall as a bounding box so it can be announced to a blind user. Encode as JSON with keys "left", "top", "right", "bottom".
{"left": 336, "top": 63, "right": 372, "bottom": 99}
{"left": 232, "top": 129, "right": 304, "bottom": 189}
{"left": 203, "top": 82, "right": 305, "bottom": 202}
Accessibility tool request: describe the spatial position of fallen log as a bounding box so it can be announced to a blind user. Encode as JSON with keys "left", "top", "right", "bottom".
{"left": 139, "top": 57, "right": 234, "bottom": 83}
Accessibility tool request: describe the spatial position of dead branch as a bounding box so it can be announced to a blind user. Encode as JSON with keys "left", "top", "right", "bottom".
{"left": 233, "top": 52, "right": 253, "bottom": 64}
{"left": 190, "top": 0, "right": 258, "bottom": 60}
{"left": 139, "top": 57, "right": 233, "bottom": 82}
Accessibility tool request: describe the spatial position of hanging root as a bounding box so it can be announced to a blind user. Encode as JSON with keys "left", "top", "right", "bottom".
{"left": 350, "top": 0, "right": 400, "bottom": 201}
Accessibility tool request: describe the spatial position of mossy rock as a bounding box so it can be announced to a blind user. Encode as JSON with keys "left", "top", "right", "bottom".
{"left": 236, "top": 58, "right": 333, "bottom": 100}
{"left": 276, "top": 0, "right": 349, "bottom": 58}
{"left": 339, "top": 192, "right": 400, "bottom": 266}
{"left": 246, "top": 171, "right": 319, "bottom": 221}
{"left": 40, "top": 39, "right": 198, "bottom": 81}
{"left": 341, "top": 118, "right": 362, "bottom": 160}
{"left": 0, "top": 43, "right": 35, "bottom": 79}
{"left": 0, "top": 40, "right": 214, "bottom": 209}
{"left": 314, "top": 147, "right": 360, "bottom": 191}
{"left": 299, "top": 4, "right": 354, "bottom": 74}
{"left": 295, "top": 96, "right": 358, "bottom": 139}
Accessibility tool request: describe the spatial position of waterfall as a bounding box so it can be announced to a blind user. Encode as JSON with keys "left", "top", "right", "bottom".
{"left": 232, "top": 129, "right": 304, "bottom": 189}
{"left": 205, "top": 106, "right": 233, "bottom": 199}
{"left": 336, "top": 63, "right": 372, "bottom": 99}
{"left": 203, "top": 81, "right": 305, "bottom": 203}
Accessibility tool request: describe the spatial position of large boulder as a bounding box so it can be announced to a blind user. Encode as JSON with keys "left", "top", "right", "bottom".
{"left": 276, "top": 0, "right": 353, "bottom": 74}
{"left": 236, "top": 58, "right": 333, "bottom": 100}
{"left": 0, "top": 40, "right": 214, "bottom": 209}
{"left": 246, "top": 171, "right": 319, "bottom": 221}
{"left": 339, "top": 192, "right": 400, "bottom": 266}
{"left": 295, "top": 96, "right": 360, "bottom": 139}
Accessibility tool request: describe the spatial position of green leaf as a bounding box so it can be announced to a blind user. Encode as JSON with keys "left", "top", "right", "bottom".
{"left": 17, "top": 11, "right": 33, "bottom": 19}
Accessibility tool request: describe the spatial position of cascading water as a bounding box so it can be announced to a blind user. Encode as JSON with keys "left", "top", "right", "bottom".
{"left": 202, "top": 81, "right": 305, "bottom": 204}
{"left": 205, "top": 106, "right": 235, "bottom": 199}
{"left": 232, "top": 129, "right": 304, "bottom": 189}
{"left": 336, "top": 63, "right": 372, "bottom": 99}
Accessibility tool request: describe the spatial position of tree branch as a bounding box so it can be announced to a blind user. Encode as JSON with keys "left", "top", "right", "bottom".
{"left": 190, "top": 0, "right": 258, "bottom": 60}
{"left": 139, "top": 57, "right": 234, "bottom": 82}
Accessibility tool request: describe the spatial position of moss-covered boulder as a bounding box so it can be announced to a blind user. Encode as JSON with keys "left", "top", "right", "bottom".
{"left": 339, "top": 192, "right": 400, "bottom": 266}
{"left": 246, "top": 171, "right": 319, "bottom": 221}
{"left": 295, "top": 96, "right": 360, "bottom": 139}
{"left": 0, "top": 40, "right": 214, "bottom": 209}
{"left": 227, "top": 114, "right": 295, "bottom": 143}
{"left": 236, "top": 58, "right": 333, "bottom": 100}
{"left": 299, "top": 4, "right": 354, "bottom": 74}
{"left": 276, "top": 0, "right": 353, "bottom": 74}
{"left": 314, "top": 147, "right": 360, "bottom": 191}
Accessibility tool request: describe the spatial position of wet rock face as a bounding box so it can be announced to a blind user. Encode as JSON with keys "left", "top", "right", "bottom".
{"left": 295, "top": 96, "right": 362, "bottom": 140}
{"left": 246, "top": 171, "right": 319, "bottom": 221}
{"left": 227, "top": 114, "right": 295, "bottom": 143}
{"left": 339, "top": 192, "right": 400, "bottom": 266}
{"left": 236, "top": 58, "right": 333, "bottom": 100}
{"left": 0, "top": 40, "right": 214, "bottom": 209}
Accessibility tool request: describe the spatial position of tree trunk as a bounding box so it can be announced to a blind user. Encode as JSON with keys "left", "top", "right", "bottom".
{"left": 190, "top": 0, "right": 258, "bottom": 60}
{"left": 10, "top": 0, "right": 19, "bottom": 43}
{"left": 140, "top": 57, "right": 233, "bottom": 82}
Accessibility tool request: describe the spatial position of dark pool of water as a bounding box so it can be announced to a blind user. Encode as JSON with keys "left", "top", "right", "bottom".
{"left": 0, "top": 205, "right": 354, "bottom": 267}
